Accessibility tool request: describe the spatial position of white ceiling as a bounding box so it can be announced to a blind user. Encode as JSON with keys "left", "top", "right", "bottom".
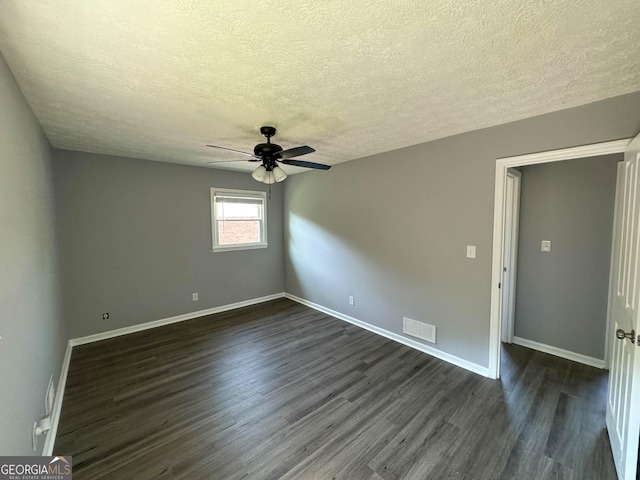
{"left": 0, "top": 1, "right": 639, "bottom": 173}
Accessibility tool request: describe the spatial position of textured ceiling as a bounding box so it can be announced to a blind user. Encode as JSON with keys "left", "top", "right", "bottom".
{"left": 0, "top": 1, "right": 639, "bottom": 173}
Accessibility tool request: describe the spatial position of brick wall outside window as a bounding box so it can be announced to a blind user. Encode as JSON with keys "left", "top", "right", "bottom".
{"left": 217, "top": 220, "right": 260, "bottom": 245}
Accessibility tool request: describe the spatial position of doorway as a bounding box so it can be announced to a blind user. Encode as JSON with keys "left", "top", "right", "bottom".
{"left": 500, "top": 157, "right": 619, "bottom": 369}
{"left": 488, "top": 139, "right": 631, "bottom": 379}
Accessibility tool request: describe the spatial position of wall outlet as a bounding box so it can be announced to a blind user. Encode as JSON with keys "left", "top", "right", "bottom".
{"left": 102, "top": 312, "right": 109, "bottom": 320}
{"left": 192, "top": 292, "right": 199, "bottom": 301}
{"left": 348, "top": 296, "right": 355, "bottom": 306}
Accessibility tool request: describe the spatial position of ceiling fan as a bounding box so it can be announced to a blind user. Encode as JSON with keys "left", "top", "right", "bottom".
{"left": 206, "top": 126, "right": 331, "bottom": 184}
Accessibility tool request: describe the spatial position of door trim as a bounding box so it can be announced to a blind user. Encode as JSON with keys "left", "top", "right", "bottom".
{"left": 501, "top": 169, "right": 521, "bottom": 344}
{"left": 488, "top": 138, "right": 632, "bottom": 379}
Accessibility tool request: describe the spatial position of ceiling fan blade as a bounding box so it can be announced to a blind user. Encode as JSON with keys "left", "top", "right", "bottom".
{"left": 206, "top": 144, "right": 256, "bottom": 157}
{"left": 280, "top": 159, "right": 331, "bottom": 170}
{"left": 278, "top": 146, "right": 315, "bottom": 159}
{"left": 207, "top": 158, "right": 258, "bottom": 164}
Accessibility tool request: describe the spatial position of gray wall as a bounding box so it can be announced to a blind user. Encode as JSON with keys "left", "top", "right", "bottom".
{"left": 284, "top": 91, "right": 640, "bottom": 368}
{"left": 54, "top": 151, "right": 284, "bottom": 339}
{"left": 514, "top": 155, "right": 619, "bottom": 359}
{"left": 0, "top": 54, "right": 66, "bottom": 454}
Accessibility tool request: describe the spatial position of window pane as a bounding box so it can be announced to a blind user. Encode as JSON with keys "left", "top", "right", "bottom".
{"left": 217, "top": 220, "right": 261, "bottom": 245}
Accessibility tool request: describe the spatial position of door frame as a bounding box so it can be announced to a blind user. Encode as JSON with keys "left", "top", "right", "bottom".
{"left": 488, "top": 138, "right": 632, "bottom": 379}
{"left": 501, "top": 169, "right": 521, "bottom": 344}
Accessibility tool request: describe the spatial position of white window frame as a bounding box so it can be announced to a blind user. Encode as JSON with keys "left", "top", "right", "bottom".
{"left": 210, "top": 188, "right": 268, "bottom": 252}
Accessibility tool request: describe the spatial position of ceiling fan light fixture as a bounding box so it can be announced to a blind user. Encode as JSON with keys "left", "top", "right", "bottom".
{"left": 262, "top": 170, "right": 276, "bottom": 185}
{"left": 251, "top": 165, "right": 267, "bottom": 181}
{"left": 272, "top": 166, "right": 287, "bottom": 183}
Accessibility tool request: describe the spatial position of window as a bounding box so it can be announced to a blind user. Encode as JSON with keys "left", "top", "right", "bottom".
{"left": 210, "top": 188, "right": 267, "bottom": 251}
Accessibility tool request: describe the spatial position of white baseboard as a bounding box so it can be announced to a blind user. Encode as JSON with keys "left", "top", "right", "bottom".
{"left": 512, "top": 336, "right": 605, "bottom": 369}
{"left": 70, "top": 292, "right": 285, "bottom": 346}
{"left": 284, "top": 293, "right": 490, "bottom": 378}
{"left": 43, "top": 340, "right": 72, "bottom": 456}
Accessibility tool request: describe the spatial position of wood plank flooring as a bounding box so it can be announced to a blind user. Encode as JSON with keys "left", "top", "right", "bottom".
{"left": 55, "top": 298, "right": 617, "bottom": 479}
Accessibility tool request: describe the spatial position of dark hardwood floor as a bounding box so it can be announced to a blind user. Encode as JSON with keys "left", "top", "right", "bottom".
{"left": 55, "top": 298, "right": 616, "bottom": 479}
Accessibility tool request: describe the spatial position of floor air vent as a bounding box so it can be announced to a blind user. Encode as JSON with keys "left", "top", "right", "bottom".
{"left": 403, "top": 317, "right": 436, "bottom": 343}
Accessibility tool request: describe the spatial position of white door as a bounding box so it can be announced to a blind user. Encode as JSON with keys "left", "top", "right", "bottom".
{"left": 606, "top": 132, "right": 640, "bottom": 480}
{"left": 501, "top": 169, "right": 521, "bottom": 343}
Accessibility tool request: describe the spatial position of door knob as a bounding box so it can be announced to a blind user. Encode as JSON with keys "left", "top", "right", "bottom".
{"left": 616, "top": 329, "right": 636, "bottom": 343}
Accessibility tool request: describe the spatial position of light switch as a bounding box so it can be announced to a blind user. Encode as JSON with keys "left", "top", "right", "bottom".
{"left": 466, "top": 245, "right": 476, "bottom": 259}
{"left": 541, "top": 240, "right": 551, "bottom": 252}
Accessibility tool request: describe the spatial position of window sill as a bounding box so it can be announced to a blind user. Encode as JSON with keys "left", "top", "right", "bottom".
{"left": 211, "top": 243, "right": 268, "bottom": 253}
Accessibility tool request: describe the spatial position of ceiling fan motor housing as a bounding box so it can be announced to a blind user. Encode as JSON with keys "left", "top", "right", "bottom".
{"left": 255, "top": 126, "right": 282, "bottom": 163}
{"left": 254, "top": 142, "right": 283, "bottom": 158}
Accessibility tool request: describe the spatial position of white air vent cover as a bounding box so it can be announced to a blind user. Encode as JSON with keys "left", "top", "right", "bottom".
{"left": 403, "top": 317, "right": 436, "bottom": 343}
